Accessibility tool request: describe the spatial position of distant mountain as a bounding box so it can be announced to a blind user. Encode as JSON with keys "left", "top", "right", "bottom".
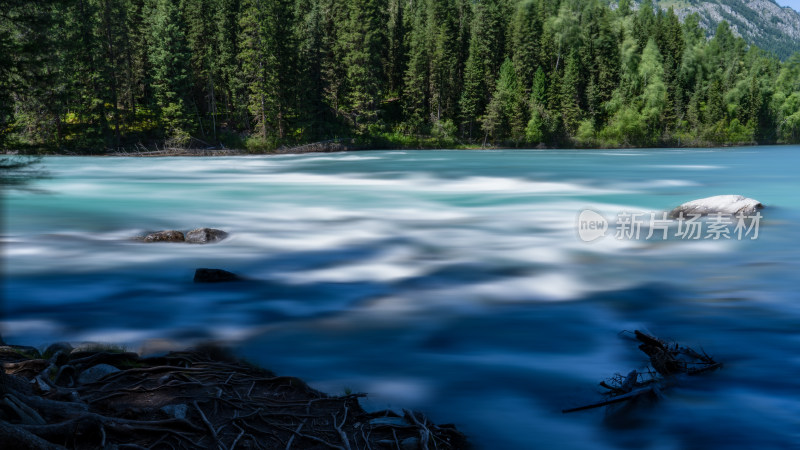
{"left": 653, "top": 0, "right": 800, "bottom": 59}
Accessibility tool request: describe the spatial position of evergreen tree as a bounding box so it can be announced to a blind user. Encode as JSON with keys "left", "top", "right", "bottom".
{"left": 2, "top": 0, "right": 799, "bottom": 150}
{"left": 459, "top": 0, "right": 508, "bottom": 138}
{"left": 580, "top": 3, "right": 618, "bottom": 124}
{"left": 214, "top": 0, "right": 247, "bottom": 130}
{"left": 509, "top": 0, "right": 542, "bottom": 95}
{"left": 773, "top": 53, "right": 800, "bottom": 142}
{"left": 403, "top": 0, "right": 431, "bottom": 131}
{"left": 559, "top": 51, "right": 581, "bottom": 135}
{"left": 386, "top": 0, "right": 407, "bottom": 97}
{"left": 238, "top": 0, "right": 296, "bottom": 140}
{"left": 638, "top": 39, "right": 667, "bottom": 139}
{"left": 341, "top": 0, "right": 388, "bottom": 132}
{"left": 1, "top": 1, "right": 60, "bottom": 148}
{"left": 525, "top": 66, "right": 550, "bottom": 142}
{"left": 482, "top": 58, "right": 524, "bottom": 142}
{"left": 149, "top": 0, "right": 193, "bottom": 142}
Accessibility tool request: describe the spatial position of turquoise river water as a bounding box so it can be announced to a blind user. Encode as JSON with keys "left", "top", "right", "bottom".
{"left": 3, "top": 147, "right": 800, "bottom": 449}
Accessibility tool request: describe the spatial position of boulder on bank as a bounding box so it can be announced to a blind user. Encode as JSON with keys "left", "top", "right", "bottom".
{"left": 670, "top": 195, "right": 763, "bottom": 218}
{"left": 194, "top": 268, "right": 241, "bottom": 283}
{"left": 143, "top": 230, "right": 185, "bottom": 242}
{"left": 185, "top": 227, "right": 228, "bottom": 244}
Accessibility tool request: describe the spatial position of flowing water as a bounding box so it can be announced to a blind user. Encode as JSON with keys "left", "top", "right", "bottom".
{"left": 3, "top": 147, "right": 800, "bottom": 449}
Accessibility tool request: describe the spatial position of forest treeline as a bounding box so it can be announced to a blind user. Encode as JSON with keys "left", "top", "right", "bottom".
{"left": 1, "top": 0, "right": 800, "bottom": 152}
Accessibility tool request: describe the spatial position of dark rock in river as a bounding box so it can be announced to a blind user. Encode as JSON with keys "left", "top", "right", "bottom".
{"left": 186, "top": 227, "right": 228, "bottom": 244}
{"left": 194, "top": 268, "right": 241, "bottom": 283}
{"left": 670, "top": 195, "right": 763, "bottom": 218}
{"left": 143, "top": 230, "right": 185, "bottom": 242}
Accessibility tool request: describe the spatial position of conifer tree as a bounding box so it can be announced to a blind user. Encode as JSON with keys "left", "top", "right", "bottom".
{"left": 460, "top": 0, "right": 508, "bottom": 138}
{"left": 341, "top": 0, "right": 388, "bottom": 131}
{"left": 213, "top": 0, "right": 246, "bottom": 130}
{"left": 2, "top": 0, "right": 799, "bottom": 149}
{"left": 525, "top": 66, "right": 549, "bottom": 142}
{"left": 560, "top": 52, "right": 581, "bottom": 135}
{"left": 482, "top": 58, "right": 524, "bottom": 141}
{"left": 149, "top": 0, "right": 193, "bottom": 142}
{"left": 238, "top": 0, "right": 296, "bottom": 140}
{"left": 403, "top": 0, "right": 431, "bottom": 131}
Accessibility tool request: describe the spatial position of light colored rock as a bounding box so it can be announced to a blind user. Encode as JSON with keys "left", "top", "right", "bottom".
{"left": 185, "top": 228, "right": 228, "bottom": 244}
{"left": 78, "top": 364, "right": 120, "bottom": 384}
{"left": 670, "top": 195, "right": 763, "bottom": 218}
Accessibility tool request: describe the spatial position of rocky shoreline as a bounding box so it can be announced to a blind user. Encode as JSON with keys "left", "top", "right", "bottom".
{"left": 0, "top": 341, "right": 467, "bottom": 449}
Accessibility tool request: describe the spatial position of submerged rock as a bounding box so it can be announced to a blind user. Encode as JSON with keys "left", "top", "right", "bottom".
{"left": 185, "top": 227, "right": 228, "bottom": 244}
{"left": 194, "top": 268, "right": 241, "bottom": 283}
{"left": 670, "top": 195, "right": 763, "bottom": 218}
{"left": 143, "top": 230, "right": 185, "bottom": 242}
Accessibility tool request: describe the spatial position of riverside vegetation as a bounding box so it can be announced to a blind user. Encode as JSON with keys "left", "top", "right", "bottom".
{"left": 2, "top": 0, "right": 800, "bottom": 153}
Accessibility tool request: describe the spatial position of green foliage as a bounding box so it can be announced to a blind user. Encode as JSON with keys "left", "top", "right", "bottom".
{"left": 149, "top": 0, "right": 194, "bottom": 141}
{"left": 341, "top": 0, "right": 388, "bottom": 132}
{"left": 482, "top": 58, "right": 525, "bottom": 141}
{"left": 2, "top": 0, "right": 799, "bottom": 151}
{"left": 244, "top": 135, "right": 278, "bottom": 153}
{"left": 459, "top": 0, "right": 508, "bottom": 138}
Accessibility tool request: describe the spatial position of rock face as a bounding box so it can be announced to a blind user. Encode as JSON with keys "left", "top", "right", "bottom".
{"left": 144, "top": 230, "right": 185, "bottom": 242}
{"left": 664, "top": 0, "right": 800, "bottom": 60}
{"left": 670, "top": 195, "right": 763, "bottom": 218}
{"left": 185, "top": 228, "right": 228, "bottom": 244}
{"left": 194, "top": 268, "right": 240, "bottom": 283}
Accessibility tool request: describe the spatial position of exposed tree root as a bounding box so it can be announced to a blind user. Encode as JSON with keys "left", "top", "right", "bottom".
{"left": 563, "top": 330, "right": 722, "bottom": 414}
{"left": 1, "top": 344, "right": 468, "bottom": 449}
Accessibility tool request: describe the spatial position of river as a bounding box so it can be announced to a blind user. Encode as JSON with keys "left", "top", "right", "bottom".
{"left": 3, "top": 147, "right": 800, "bottom": 448}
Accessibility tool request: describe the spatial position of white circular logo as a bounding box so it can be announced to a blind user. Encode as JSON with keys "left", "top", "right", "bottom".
{"left": 577, "top": 209, "right": 608, "bottom": 242}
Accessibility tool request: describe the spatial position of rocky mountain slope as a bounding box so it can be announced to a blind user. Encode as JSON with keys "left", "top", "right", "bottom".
{"left": 654, "top": 0, "right": 800, "bottom": 59}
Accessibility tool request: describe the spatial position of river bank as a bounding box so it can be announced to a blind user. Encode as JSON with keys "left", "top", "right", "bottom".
{"left": 0, "top": 340, "right": 467, "bottom": 449}
{"left": 5, "top": 135, "right": 793, "bottom": 158}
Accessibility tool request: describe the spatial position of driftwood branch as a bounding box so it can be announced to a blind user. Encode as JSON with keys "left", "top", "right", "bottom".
{"left": 564, "top": 330, "right": 721, "bottom": 414}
